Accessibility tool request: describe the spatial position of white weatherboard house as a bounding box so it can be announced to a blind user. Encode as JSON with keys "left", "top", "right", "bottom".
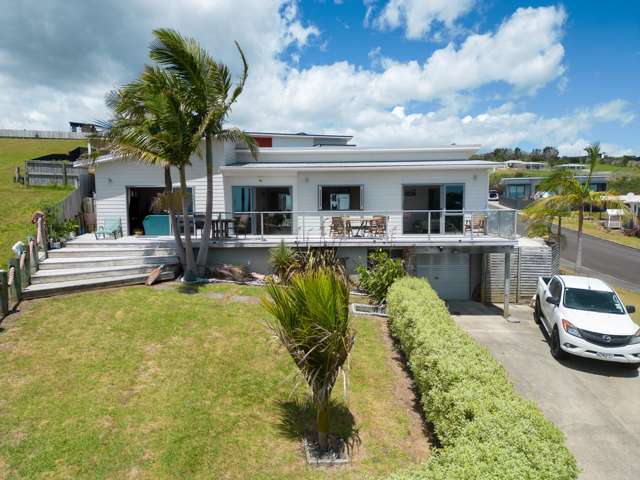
{"left": 91, "top": 131, "right": 517, "bottom": 301}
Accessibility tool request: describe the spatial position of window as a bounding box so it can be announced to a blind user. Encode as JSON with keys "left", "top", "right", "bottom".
{"left": 549, "top": 278, "right": 562, "bottom": 300}
{"left": 564, "top": 288, "right": 625, "bottom": 314}
{"left": 507, "top": 184, "right": 527, "bottom": 199}
{"left": 318, "top": 185, "right": 363, "bottom": 211}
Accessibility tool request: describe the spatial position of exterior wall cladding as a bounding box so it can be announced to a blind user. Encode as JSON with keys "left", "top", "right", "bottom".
{"left": 94, "top": 133, "right": 520, "bottom": 301}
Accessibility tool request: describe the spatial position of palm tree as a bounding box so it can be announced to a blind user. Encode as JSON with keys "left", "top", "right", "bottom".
{"left": 523, "top": 169, "right": 573, "bottom": 245}
{"left": 262, "top": 268, "right": 355, "bottom": 452}
{"left": 528, "top": 143, "right": 626, "bottom": 270}
{"left": 149, "top": 29, "right": 258, "bottom": 275}
{"left": 103, "top": 66, "right": 206, "bottom": 278}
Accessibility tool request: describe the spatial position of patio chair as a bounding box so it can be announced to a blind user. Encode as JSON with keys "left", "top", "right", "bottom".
{"left": 329, "top": 216, "right": 350, "bottom": 237}
{"left": 95, "top": 218, "right": 123, "bottom": 239}
{"left": 233, "top": 214, "right": 250, "bottom": 238}
{"left": 369, "top": 216, "right": 387, "bottom": 237}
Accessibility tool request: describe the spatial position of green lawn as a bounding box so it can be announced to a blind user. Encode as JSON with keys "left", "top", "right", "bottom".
{"left": 592, "top": 162, "right": 640, "bottom": 174}
{"left": 0, "top": 138, "right": 85, "bottom": 266}
{"left": 558, "top": 214, "right": 640, "bottom": 250}
{"left": 0, "top": 283, "right": 429, "bottom": 479}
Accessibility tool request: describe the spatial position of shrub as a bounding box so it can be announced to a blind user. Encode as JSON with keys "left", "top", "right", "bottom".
{"left": 356, "top": 250, "right": 404, "bottom": 304}
{"left": 385, "top": 277, "right": 578, "bottom": 480}
{"left": 268, "top": 243, "right": 346, "bottom": 283}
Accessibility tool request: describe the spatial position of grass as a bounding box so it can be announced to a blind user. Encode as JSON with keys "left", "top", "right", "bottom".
{"left": 557, "top": 213, "right": 640, "bottom": 250}
{"left": 592, "top": 162, "right": 640, "bottom": 174}
{"left": 0, "top": 283, "right": 429, "bottom": 479}
{"left": 0, "top": 138, "right": 85, "bottom": 266}
{"left": 616, "top": 288, "right": 640, "bottom": 323}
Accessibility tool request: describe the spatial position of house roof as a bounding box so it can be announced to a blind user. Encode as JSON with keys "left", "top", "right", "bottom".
{"left": 500, "top": 174, "right": 610, "bottom": 184}
{"left": 221, "top": 159, "right": 497, "bottom": 173}
{"left": 236, "top": 145, "right": 480, "bottom": 156}
{"left": 246, "top": 131, "right": 353, "bottom": 139}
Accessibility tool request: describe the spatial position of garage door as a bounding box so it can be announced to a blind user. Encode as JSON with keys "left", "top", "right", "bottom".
{"left": 415, "top": 254, "right": 470, "bottom": 300}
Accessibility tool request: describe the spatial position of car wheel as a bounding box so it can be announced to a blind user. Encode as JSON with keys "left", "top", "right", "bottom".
{"left": 550, "top": 326, "right": 567, "bottom": 360}
{"left": 534, "top": 296, "right": 542, "bottom": 325}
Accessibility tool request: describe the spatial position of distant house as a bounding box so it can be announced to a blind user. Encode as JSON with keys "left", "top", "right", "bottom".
{"left": 32, "top": 147, "right": 88, "bottom": 163}
{"left": 500, "top": 174, "right": 610, "bottom": 200}
{"left": 69, "top": 121, "right": 100, "bottom": 133}
{"left": 557, "top": 163, "right": 588, "bottom": 171}
{"left": 504, "top": 160, "right": 546, "bottom": 170}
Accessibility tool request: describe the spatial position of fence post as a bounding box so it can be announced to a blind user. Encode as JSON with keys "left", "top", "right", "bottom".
{"left": 62, "top": 162, "right": 68, "bottom": 186}
{"left": 29, "top": 238, "right": 38, "bottom": 272}
{"left": 0, "top": 270, "right": 8, "bottom": 317}
{"left": 9, "top": 259, "right": 22, "bottom": 303}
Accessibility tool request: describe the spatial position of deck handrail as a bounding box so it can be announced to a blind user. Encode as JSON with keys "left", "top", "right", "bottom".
{"left": 174, "top": 208, "right": 517, "bottom": 241}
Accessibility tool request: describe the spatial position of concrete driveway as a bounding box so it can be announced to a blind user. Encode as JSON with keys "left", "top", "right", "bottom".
{"left": 449, "top": 302, "right": 640, "bottom": 480}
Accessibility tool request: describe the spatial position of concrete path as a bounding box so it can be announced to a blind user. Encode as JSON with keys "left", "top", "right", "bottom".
{"left": 450, "top": 302, "right": 640, "bottom": 480}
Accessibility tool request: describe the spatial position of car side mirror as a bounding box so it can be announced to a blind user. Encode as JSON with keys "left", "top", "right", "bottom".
{"left": 546, "top": 296, "right": 559, "bottom": 307}
{"left": 627, "top": 305, "right": 636, "bottom": 314}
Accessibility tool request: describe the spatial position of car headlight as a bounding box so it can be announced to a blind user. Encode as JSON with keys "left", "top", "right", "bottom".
{"left": 562, "top": 319, "right": 582, "bottom": 338}
{"left": 630, "top": 329, "right": 640, "bottom": 345}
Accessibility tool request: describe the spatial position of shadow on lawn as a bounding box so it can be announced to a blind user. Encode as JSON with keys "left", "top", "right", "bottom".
{"left": 276, "top": 398, "right": 361, "bottom": 452}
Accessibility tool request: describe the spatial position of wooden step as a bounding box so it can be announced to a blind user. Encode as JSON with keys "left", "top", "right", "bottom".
{"left": 30, "top": 264, "right": 178, "bottom": 285}
{"left": 23, "top": 271, "right": 176, "bottom": 299}
{"left": 38, "top": 255, "right": 179, "bottom": 270}
{"left": 47, "top": 247, "right": 177, "bottom": 258}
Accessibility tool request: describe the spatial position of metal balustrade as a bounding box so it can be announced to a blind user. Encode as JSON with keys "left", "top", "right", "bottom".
{"left": 176, "top": 209, "right": 517, "bottom": 241}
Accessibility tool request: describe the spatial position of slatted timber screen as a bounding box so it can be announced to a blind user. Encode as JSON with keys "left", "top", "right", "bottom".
{"left": 484, "top": 241, "right": 559, "bottom": 304}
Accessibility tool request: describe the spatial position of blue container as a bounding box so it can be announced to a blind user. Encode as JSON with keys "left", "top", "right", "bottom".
{"left": 142, "top": 215, "right": 170, "bottom": 236}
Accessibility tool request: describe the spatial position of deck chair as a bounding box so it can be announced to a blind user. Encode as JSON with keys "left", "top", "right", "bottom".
{"left": 329, "top": 216, "right": 350, "bottom": 238}
{"left": 233, "top": 214, "right": 250, "bottom": 238}
{"left": 95, "top": 218, "right": 123, "bottom": 239}
{"left": 369, "top": 216, "right": 387, "bottom": 237}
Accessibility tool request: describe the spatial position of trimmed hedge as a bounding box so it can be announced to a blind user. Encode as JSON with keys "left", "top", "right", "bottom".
{"left": 385, "top": 277, "right": 578, "bottom": 480}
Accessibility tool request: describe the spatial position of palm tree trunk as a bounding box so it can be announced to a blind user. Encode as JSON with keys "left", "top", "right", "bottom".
{"left": 179, "top": 166, "right": 196, "bottom": 280}
{"left": 196, "top": 133, "right": 213, "bottom": 274}
{"left": 557, "top": 216, "right": 562, "bottom": 244}
{"left": 576, "top": 205, "right": 584, "bottom": 271}
{"left": 164, "top": 166, "right": 186, "bottom": 267}
{"left": 316, "top": 402, "right": 330, "bottom": 452}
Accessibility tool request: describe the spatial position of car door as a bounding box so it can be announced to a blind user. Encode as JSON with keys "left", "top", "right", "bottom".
{"left": 542, "top": 278, "right": 562, "bottom": 330}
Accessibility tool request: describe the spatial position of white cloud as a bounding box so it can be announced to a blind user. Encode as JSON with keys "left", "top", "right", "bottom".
{"left": 373, "top": 0, "right": 475, "bottom": 39}
{"left": 233, "top": 6, "right": 569, "bottom": 128}
{"left": 0, "top": 1, "right": 635, "bottom": 154}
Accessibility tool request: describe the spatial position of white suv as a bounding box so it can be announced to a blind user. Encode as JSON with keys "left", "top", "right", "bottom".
{"left": 535, "top": 275, "right": 640, "bottom": 368}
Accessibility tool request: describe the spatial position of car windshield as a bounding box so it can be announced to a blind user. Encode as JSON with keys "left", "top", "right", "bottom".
{"left": 564, "top": 288, "right": 625, "bottom": 314}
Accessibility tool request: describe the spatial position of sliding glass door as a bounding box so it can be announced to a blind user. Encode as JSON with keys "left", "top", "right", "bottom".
{"left": 402, "top": 184, "right": 464, "bottom": 234}
{"left": 232, "top": 186, "right": 292, "bottom": 235}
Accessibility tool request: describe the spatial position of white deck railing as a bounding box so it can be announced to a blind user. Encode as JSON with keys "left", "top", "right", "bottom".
{"left": 177, "top": 209, "right": 517, "bottom": 241}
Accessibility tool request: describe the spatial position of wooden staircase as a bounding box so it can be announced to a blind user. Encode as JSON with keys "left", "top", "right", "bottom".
{"left": 23, "top": 239, "right": 179, "bottom": 299}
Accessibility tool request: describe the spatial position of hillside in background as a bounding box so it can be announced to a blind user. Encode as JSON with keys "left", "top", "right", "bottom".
{"left": 0, "top": 138, "right": 86, "bottom": 265}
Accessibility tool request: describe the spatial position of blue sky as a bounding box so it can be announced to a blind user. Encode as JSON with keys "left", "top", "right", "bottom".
{"left": 1, "top": 0, "right": 637, "bottom": 154}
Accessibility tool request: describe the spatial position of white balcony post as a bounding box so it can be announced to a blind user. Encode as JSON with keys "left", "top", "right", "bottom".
{"left": 427, "top": 211, "right": 431, "bottom": 239}
{"left": 260, "top": 213, "right": 264, "bottom": 241}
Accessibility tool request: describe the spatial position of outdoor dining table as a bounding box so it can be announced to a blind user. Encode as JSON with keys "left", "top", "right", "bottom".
{"left": 345, "top": 216, "right": 373, "bottom": 237}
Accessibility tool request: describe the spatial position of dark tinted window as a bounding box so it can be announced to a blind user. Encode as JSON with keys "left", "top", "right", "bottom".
{"left": 564, "top": 288, "right": 625, "bottom": 314}
{"left": 319, "top": 186, "right": 362, "bottom": 210}
{"left": 549, "top": 278, "right": 562, "bottom": 299}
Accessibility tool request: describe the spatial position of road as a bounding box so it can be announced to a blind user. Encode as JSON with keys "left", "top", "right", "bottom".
{"left": 452, "top": 302, "right": 640, "bottom": 480}
{"left": 516, "top": 217, "right": 640, "bottom": 289}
